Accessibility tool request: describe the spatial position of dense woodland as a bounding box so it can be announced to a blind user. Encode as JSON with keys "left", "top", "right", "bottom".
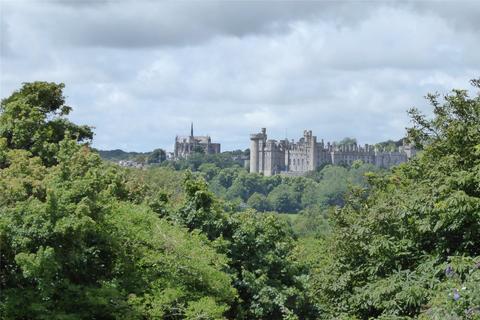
{"left": 1, "top": 81, "right": 479, "bottom": 319}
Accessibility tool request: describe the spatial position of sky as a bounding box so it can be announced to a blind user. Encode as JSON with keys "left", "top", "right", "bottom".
{"left": 1, "top": 0, "right": 479, "bottom": 152}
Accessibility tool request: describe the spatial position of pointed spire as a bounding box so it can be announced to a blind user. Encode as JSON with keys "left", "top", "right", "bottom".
{"left": 190, "top": 122, "right": 194, "bottom": 137}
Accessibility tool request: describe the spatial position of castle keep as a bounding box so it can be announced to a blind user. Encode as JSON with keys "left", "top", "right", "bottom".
{"left": 249, "top": 128, "right": 415, "bottom": 176}
{"left": 174, "top": 124, "right": 221, "bottom": 159}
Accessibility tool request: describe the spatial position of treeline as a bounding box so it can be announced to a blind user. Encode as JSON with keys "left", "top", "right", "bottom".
{"left": 200, "top": 161, "right": 380, "bottom": 214}
{"left": 163, "top": 150, "right": 248, "bottom": 171}
{"left": 1, "top": 81, "right": 479, "bottom": 319}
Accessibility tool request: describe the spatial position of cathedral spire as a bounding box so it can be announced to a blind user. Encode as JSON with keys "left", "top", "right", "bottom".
{"left": 190, "top": 122, "right": 194, "bottom": 137}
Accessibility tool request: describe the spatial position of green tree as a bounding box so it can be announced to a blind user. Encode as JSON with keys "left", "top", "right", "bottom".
{"left": 375, "top": 139, "right": 402, "bottom": 152}
{"left": 193, "top": 145, "right": 205, "bottom": 154}
{"left": 247, "top": 192, "right": 270, "bottom": 212}
{"left": 147, "top": 148, "right": 167, "bottom": 164}
{"left": 226, "top": 172, "right": 265, "bottom": 201}
{"left": 0, "top": 82, "right": 93, "bottom": 166}
{"left": 175, "top": 174, "right": 319, "bottom": 319}
{"left": 199, "top": 163, "right": 220, "bottom": 181}
{"left": 176, "top": 172, "right": 230, "bottom": 240}
{"left": 336, "top": 137, "right": 357, "bottom": 146}
{"left": 267, "top": 184, "right": 301, "bottom": 213}
{"left": 227, "top": 211, "right": 319, "bottom": 319}
{"left": 213, "top": 167, "right": 241, "bottom": 189}
{"left": 290, "top": 207, "right": 331, "bottom": 239}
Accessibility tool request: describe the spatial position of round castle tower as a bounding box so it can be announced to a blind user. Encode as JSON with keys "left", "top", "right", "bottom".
{"left": 250, "top": 128, "right": 266, "bottom": 173}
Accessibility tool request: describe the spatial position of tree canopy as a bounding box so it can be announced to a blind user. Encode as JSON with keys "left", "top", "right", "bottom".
{"left": 0, "top": 83, "right": 235, "bottom": 319}
{"left": 0, "top": 82, "right": 93, "bottom": 167}
{"left": 304, "top": 79, "right": 480, "bottom": 319}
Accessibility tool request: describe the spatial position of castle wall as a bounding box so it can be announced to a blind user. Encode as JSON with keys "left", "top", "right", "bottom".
{"left": 331, "top": 151, "right": 375, "bottom": 166}
{"left": 249, "top": 128, "right": 414, "bottom": 176}
{"left": 374, "top": 152, "right": 407, "bottom": 168}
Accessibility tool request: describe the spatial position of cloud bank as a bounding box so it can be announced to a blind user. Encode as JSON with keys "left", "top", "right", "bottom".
{"left": 1, "top": 1, "right": 479, "bottom": 151}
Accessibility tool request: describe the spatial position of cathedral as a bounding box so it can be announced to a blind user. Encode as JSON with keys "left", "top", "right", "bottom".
{"left": 249, "top": 128, "right": 415, "bottom": 176}
{"left": 174, "top": 124, "right": 221, "bottom": 159}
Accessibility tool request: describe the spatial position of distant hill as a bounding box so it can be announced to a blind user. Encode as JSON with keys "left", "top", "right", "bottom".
{"left": 95, "top": 149, "right": 146, "bottom": 162}
{"left": 94, "top": 148, "right": 167, "bottom": 165}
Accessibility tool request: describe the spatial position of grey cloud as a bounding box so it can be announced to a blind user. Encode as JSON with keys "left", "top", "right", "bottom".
{"left": 1, "top": 1, "right": 479, "bottom": 152}
{"left": 1, "top": 1, "right": 390, "bottom": 49}
{"left": 4, "top": 1, "right": 480, "bottom": 50}
{"left": 401, "top": 1, "right": 480, "bottom": 32}
{"left": 51, "top": 0, "right": 110, "bottom": 8}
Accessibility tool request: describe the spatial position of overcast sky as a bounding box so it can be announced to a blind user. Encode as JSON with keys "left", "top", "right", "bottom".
{"left": 1, "top": 0, "right": 479, "bottom": 152}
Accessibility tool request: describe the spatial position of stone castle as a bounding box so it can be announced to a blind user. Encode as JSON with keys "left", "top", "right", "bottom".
{"left": 174, "top": 123, "right": 221, "bottom": 159}
{"left": 249, "top": 128, "right": 415, "bottom": 176}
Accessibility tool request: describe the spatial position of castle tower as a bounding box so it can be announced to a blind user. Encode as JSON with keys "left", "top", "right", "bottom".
{"left": 250, "top": 128, "right": 267, "bottom": 174}
{"left": 304, "top": 130, "right": 317, "bottom": 171}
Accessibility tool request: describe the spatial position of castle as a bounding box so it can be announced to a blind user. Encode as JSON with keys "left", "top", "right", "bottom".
{"left": 174, "top": 124, "right": 221, "bottom": 159}
{"left": 249, "top": 128, "right": 415, "bottom": 176}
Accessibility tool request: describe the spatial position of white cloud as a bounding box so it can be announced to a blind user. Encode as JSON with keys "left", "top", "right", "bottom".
{"left": 1, "top": 1, "right": 479, "bottom": 151}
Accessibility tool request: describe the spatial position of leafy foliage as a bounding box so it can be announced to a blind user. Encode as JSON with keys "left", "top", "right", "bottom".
{"left": 201, "top": 162, "right": 378, "bottom": 214}
{"left": 0, "top": 82, "right": 93, "bottom": 166}
{"left": 166, "top": 151, "right": 247, "bottom": 171}
{"left": 0, "top": 139, "right": 236, "bottom": 319}
{"left": 335, "top": 137, "right": 357, "bottom": 146}
{"left": 171, "top": 173, "right": 320, "bottom": 319}
{"left": 307, "top": 79, "right": 480, "bottom": 319}
{"left": 0, "top": 83, "right": 236, "bottom": 319}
